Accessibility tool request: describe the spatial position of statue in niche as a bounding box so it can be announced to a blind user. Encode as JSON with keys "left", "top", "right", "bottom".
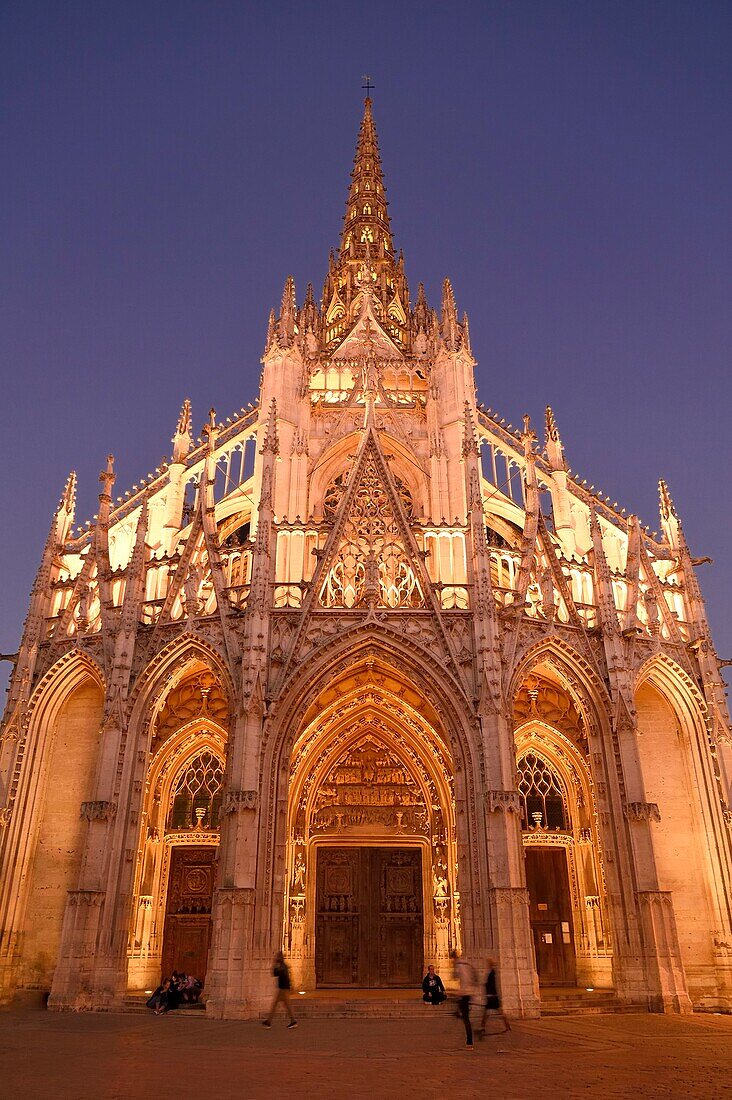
{"left": 181, "top": 564, "right": 202, "bottom": 617}
{"left": 293, "top": 854, "right": 306, "bottom": 893}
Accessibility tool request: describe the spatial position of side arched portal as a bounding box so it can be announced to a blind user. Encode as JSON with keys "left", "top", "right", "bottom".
{"left": 512, "top": 659, "right": 613, "bottom": 993}
{"left": 126, "top": 663, "right": 229, "bottom": 993}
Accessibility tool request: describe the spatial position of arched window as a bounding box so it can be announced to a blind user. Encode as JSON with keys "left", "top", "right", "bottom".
{"left": 517, "top": 752, "right": 567, "bottom": 830}
{"left": 168, "top": 749, "right": 224, "bottom": 831}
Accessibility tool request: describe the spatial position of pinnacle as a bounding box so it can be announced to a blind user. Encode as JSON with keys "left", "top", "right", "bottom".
{"left": 658, "top": 478, "right": 676, "bottom": 521}
{"left": 172, "top": 399, "right": 193, "bottom": 462}
{"left": 262, "top": 398, "right": 279, "bottom": 456}
{"left": 60, "top": 470, "right": 77, "bottom": 513}
{"left": 544, "top": 405, "right": 566, "bottom": 472}
{"left": 99, "top": 454, "right": 115, "bottom": 486}
{"left": 280, "top": 275, "right": 296, "bottom": 314}
{"left": 176, "top": 398, "right": 192, "bottom": 436}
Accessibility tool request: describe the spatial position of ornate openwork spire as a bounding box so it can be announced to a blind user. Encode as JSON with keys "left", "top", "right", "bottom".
{"left": 340, "top": 97, "right": 394, "bottom": 261}
{"left": 320, "top": 97, "right": 411, "bottom": 351}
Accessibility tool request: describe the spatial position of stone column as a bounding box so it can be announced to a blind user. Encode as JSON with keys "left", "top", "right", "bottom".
{"left": 204, "top": 789, "right": 262, "bottom": 1018}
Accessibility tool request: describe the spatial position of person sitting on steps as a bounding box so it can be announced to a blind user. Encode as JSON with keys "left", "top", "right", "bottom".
{"left": 422, "top": 964, "right": 446, "bottom": 1004}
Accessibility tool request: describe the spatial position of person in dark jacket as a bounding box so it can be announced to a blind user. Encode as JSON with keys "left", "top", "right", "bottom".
{"left": 262, "top": 951, "right": 298, "bottom": 1028}
{"left": 146, "top": 980, "right": 170, "bottom": 1015}
{"left": 477, "top": 957, "right": 511, "bottom": 1036}
{"left": 422, "top": 965, "right": 446, "bottom": 1004}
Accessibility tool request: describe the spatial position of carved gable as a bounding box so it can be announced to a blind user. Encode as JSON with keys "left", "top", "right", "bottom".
{"left": 319, "top": 447, "right": 423, "bottom": 610}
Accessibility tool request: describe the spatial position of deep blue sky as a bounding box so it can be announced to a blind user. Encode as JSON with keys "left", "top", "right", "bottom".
{"left": 1, "top": 2, "right": 730, "bottom": 692}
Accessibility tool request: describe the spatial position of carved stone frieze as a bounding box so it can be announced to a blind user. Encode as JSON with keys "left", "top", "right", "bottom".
{"left": 624, "top": 801, "right": 661, "bottom": 823}
{"left": 484, "top": 790, "right": 521, "bottom": 814}
{"left": 68, "top": 889, "right": 105, "bottom": 907}
{"left": 215, "top": 887, "right": 256, "bottom": 907}
{"left": 222, "top": 789, "right": 258, "bottom": 814}
{"left": 80, "top": 800, "right": 117, "bottom": 822}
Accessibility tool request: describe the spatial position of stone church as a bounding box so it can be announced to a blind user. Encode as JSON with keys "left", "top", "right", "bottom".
{"left": 1, "top": 99, "right": 731, "bottom": 1018}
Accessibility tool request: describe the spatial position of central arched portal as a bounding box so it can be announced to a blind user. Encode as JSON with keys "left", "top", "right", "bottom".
{"left": 283, "top": 662, "right": 460, "bottom": 990}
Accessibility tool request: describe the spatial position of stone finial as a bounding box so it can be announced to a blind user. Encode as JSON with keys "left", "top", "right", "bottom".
{"left": 545, "top": 405, "right": 566, "bottom": 471}
{"left": 277, "top": 276, "right": 297, "bottom": 347}
{"left": 261, "top": 398, "right": 279, "bottom": 456}
{"left": 98, "top": 455, "right": 115, "bottom": 507}
{"left": 658, "top": 478, "right": 682, "bottom": 549}
{"left": 461, "top": 311, "right": 472, "bottom": 354}
{"left": 461, "top": 401, "right": 480, "bottom": 459}
{"left": 172, "top": 398, "right": 193, "bottom": 463}
{"left": 60, "top": 470, "right": 77, "bottom": 517}
{"left": 441, "top": 277, "right": 457, "bottom": 326}
{"left": 414, "top": 282, "right": 429, "bottom": 331}
{"left": 658, "top": 478, "right": 677, "bottom": 523}
{"left": 520, "top": 414, "right": 537, "bottom": 461}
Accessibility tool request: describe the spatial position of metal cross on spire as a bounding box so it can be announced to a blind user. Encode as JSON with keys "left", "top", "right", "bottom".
{"left": 362, "top": 74, "right": 374, "bottom": 97}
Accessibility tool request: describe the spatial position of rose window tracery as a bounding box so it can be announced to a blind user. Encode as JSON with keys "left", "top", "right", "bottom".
{"left": 517, "top": 752, "right": 568, "bottom": 830}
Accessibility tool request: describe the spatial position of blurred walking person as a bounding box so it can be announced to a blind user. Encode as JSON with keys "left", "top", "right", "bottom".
{"left": 262, "top": 951, "right": 298, "bottom": 1028}
{"left": 450, "top": 949, "right": 475, "bottom": 1050}
{"left": 477, "top": 957, "right": 511, "bottom": 1037}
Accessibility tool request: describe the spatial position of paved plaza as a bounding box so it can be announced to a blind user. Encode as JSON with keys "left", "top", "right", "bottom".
{"left": 0, "top": 1006, "right": 730, "bottom": 1099}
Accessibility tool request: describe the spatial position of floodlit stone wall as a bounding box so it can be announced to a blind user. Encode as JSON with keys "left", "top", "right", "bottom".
{"left": 18, "top": 679, "right": 103, "bottom": 988}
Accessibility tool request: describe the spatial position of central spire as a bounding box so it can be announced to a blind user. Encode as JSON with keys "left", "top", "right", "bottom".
{"left": 339, "top": 97, "right": 394, "bottom": 260}
{"left": 318, "top": 97, "right": 411, "bottom": 351}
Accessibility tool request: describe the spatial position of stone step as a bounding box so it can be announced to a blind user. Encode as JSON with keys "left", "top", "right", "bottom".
{"left": 539, "top": 988, "right": 636, "bottom": 1016}
{"left": 294, "top": 998, "right": 445, "bottom": 1019}
{"left": 121, "top": 994, "right": 206, "bottom": 1016}
{"left": 118, "top": 989, "right": 639, "bottom": 1019}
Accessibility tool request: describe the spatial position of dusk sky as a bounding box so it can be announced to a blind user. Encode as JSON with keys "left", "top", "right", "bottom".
{"left": 1, "top": 2, "right": 730, "bottom": 689}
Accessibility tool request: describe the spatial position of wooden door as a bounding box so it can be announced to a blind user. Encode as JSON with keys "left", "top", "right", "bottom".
{"left": 525, "top": 847, "right": 576, "bottom": 987}
{"left": 161, "top": 846, "right": 216, "bottom": 983}
{"left": 315, "top": 847, "right": 423, "bottom": 987}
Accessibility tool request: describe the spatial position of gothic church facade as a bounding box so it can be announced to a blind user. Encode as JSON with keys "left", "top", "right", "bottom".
{"left": 1, "top": 100, "right": 731, "bottom": 1017}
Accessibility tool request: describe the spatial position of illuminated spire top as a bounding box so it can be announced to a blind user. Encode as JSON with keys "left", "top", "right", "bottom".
{"left": 339, "top": 97, "right": 394, "bottom": 262}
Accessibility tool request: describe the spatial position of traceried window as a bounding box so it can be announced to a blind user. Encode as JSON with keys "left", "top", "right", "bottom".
{"left": 168, "top": 750, "right": 224, "bottom": 831}
{"left": 319, "top": 455, "right": 422, "bottom": 609}
{"left": 517, "top": 753, "right": 568, "bottom": 830}
{"left": 322, "top": 469, "right": 415, "bottom": 520}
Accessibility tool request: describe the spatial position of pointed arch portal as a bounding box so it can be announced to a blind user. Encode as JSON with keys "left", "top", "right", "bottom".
{"left": 280, "top": 656, "right": 461, "bottom": 989}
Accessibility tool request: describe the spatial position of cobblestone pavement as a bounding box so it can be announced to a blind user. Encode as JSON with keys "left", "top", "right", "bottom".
{"left": 0, "top": 1006, "right": 730, "bottom": 1099}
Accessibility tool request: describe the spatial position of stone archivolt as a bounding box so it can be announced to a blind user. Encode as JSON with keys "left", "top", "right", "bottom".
{"left": 0, "top": 96, "right": 730, "bottom": 1018}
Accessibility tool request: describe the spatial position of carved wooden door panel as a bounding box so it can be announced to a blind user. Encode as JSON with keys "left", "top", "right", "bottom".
{"left": 315, "top": 848, "right": 360, "bottom": 985}
{"left": 161, "top": 846, "right": 216, "bottom": 983}
{"left": 525, "top": 847, "right": 576, "bottom": 987}
{"left": 315, "top": 847, "right": 423, "bottom": 987}
{"left": 375, "top": 848, "right": 423, "bottom": 987}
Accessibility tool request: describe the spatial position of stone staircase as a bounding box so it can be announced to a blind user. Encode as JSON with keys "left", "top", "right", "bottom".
{"left": 121, "top": 993, "right": 206, "bottom": 1015}
{"left": 293, "top": 991, "right": 442, "bottom": 1019}
{"left": 120, "top": 987, "right": 639, "bottom": 1019}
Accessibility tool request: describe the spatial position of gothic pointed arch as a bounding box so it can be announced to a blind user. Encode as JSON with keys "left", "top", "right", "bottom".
{"left": 127, "top": 632, "right": 236, "bottom": 736}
